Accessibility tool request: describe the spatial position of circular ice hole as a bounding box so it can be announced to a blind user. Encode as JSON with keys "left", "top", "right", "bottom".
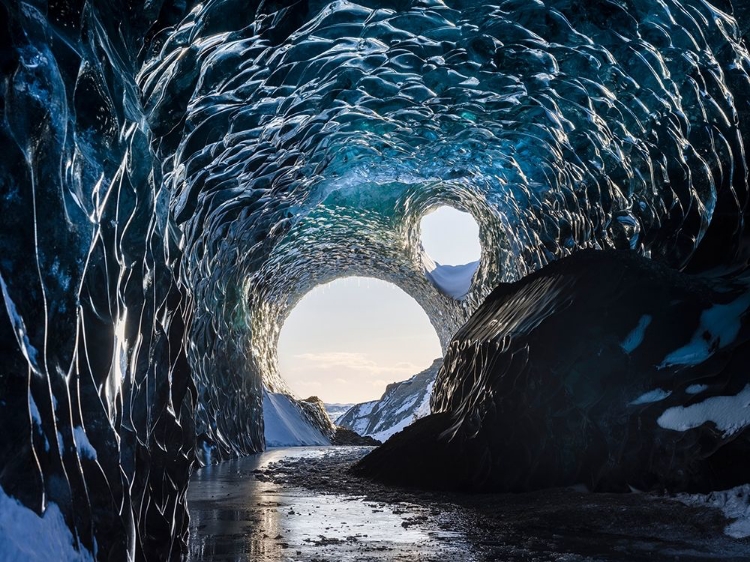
{"left": 420, "top": 206, "right": 481, "bottom": 299}
{"left": 420, "top": 206, "right": 481, "bottom": 266}
{"left": 278, "top": 277, "right": 441, "bottom": 405}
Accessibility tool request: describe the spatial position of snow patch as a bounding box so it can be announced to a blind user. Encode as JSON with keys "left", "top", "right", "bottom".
{"left": 0, "top": 274, "right": 39, "bottom": 368}
{"left": 392, "top": 394, "right": 419, "bottom": 417}
{"left": 342, "top": 401, "right": 378, "bottom": 436}
{"left": 73, "top": 427, "right": 97, "bottom": 461}
{"left": 0, "top": 485, "right": 95, "bottom": 561}
{"left": 28, "top": 395, "right": 42, "bottom": 426}
{"left": 263, "top": 391, "right": 330, "bottom": 447}
{"left": 659, "top": 292, "right": 750, "bottom": 368}
{"left": 620, "top": 314, "right": 652, "bottom": 353}
{"left": 677, "top": 485, "right": 750, "bottom": 539}
{"left": 685, "top": 384, "right": 709, "bottom": 395}
{"left": 371, "top": 415, "right": 414, "bottom": 443}
{"left": 424, "top": 258, "right": 478, "bottom": 299}
{"left": 629, "top": 388, "right": 671, "bottom": 405}
{"left": 657, "top": 385, "right": 750, "bottom": 437}
{"left": 338, "top": 359, "right": 441, "bottom": 442}
{"left": 413, "top": 379, "right": 435, "bottom": 419}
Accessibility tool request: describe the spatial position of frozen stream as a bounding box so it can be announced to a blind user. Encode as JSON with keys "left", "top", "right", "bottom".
{"left": 186, "top": 447, "right": 469, "bottom": 561}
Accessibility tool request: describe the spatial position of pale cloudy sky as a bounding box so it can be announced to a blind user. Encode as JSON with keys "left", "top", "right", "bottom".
{"left": 277, "top": 207, "right": 480, "bottom": 404}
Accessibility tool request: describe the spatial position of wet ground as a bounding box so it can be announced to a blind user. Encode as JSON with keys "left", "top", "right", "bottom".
{"left": 186, "top": 447, "right": 750, "bottom": 561}
{"left": 186, "top": 447, "right": 467, "bottom": 561}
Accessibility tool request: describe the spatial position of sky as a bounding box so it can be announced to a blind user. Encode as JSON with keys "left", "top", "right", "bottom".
{"left": 277, "top": 206, "right": 480, "bottom": 404}
{"left": 420, "top": 206, "right": 481, "bottom": 265}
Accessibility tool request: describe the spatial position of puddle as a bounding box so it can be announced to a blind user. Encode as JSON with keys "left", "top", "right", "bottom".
{"left": 186, "top": 447, "right": 471, "bottom": 561}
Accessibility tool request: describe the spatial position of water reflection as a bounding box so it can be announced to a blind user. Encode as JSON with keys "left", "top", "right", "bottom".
{"left": 186, "top": 447, "right": 468, "bottom": 561}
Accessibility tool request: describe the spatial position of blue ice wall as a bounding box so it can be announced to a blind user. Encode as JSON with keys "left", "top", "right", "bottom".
{"left": 1, "top": 0, "right": 750, "bottom": 559}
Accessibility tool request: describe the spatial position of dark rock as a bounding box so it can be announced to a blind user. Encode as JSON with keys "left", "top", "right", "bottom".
{"left": 331, "top": 427, "right": 381, "bottom": 447}
{"left": 298, "top": 395, "right": 337, "bottom": 438}
{"left": 356, "top": 250, "right": 750, "bottom": 493}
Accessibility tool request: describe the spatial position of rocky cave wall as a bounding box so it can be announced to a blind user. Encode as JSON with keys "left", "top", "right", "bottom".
{"left": 1, "top": 0, "right": 750, "bottom": 559}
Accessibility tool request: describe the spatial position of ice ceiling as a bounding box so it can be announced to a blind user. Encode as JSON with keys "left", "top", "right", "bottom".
{"left": 1, "top": 0, "right": 750, "bottom": 559}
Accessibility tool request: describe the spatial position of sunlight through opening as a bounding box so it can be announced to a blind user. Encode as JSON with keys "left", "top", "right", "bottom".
{"left": 420, "top": 206, "right": 481, "bottom": 299}
{"left": 277, "top": 277, "right": 441, "bottom": 406}
{"left": 420, "top": 206, "right": 481, "bottom": 266}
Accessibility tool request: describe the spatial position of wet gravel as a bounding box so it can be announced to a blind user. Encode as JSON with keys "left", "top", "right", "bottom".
{"left": 186, "top": 447, "right": 469, "bottom": 561}
{"left": 259, "top": 447, "right": 750, "bottom": 561}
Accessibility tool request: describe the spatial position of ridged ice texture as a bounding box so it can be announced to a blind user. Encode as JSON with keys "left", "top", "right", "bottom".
{"left": 1, "top": 0, "right": 750, "bottom": 559}
{"left": 141, "top": 0, "right": 750, "bottom": 420}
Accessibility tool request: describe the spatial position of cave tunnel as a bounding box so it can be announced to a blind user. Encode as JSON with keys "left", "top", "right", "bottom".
{"left": 2, "top": 0, "right": 750, "bottom": 559}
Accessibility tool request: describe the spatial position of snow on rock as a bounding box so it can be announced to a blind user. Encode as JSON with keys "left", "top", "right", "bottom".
{"left": 263, "top": 391, "right": 331, "bottom": 447}
{"left": 685, "top": 384, "right": 709, "bottom": 394}
{"left": 629, "top": 388, "right": 671, "bottom": 406}
{"left": 659, "top": 292, "right": 750, "bottom": 368}
{"left": 73, "top": 427, "right": 97, "bottom": 461}
{"left": 657, "top": 385, "right": 750, "bottom": 437}
{"left": 338, "top": 359, "right": 441, "bottom": 442}
{"left": 356, "top": 251, "right": 750, "bottom": 493}
{"left": 423, "top": 256, "right": 479, "bottom": 300}
{"left": 0, "top": 485, "right": 95, "bottom": 562}
{"left": 677, "top": 485, "right": 750, "bottom": 539}
{"left": 620, "top": 314, "right": 652, "bottom": 353}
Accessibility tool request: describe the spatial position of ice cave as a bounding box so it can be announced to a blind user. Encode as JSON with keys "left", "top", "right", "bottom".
{"left": 1, "top": 0, "right": 750, "bottom": 559}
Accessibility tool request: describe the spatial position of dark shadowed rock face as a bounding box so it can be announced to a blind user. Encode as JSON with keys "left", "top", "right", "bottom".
{"left": 356, "top": 250, "right": 750, "bottom": 493}
{"left": 331, "top": 427, "right": 381, "bottom": 447}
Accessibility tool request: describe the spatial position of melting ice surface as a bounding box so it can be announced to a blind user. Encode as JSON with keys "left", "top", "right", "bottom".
{"left": 186, "top": 447, "right": 467, "bottom": 561}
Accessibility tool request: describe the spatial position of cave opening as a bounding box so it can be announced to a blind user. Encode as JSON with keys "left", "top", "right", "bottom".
{"left": 277, "top": 276, "right": 442, "bottom": 406}
{"left": 419, "top": 206, "right": 482, "bottom": 299}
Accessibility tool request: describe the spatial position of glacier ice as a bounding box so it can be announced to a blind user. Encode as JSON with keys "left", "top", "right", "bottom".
{"left": 1, "top": 0, "right": 750, "bottom": 558}
{"left": 262, "top": 391, "right": 331, "bottom": 447}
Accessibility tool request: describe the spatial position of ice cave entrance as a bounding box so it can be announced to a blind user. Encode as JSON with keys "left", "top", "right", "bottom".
{"left": 420, "top": 206, "right": 481, "bottom": 299}
{"left": 277, "top": 277, "right": 442, "bottom": 406}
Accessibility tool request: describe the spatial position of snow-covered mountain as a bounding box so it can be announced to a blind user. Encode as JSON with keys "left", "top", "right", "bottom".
{"left": 337, "top": 359, "right": 442, "bottom": 442}
{"left": 324, "top": 403, "right": 356, "bottom": 424}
